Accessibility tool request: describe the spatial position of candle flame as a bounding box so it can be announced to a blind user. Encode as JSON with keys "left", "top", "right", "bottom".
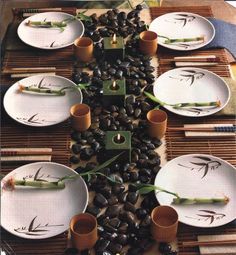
{"left": 112, "top": 80, "right": 116, "bottom": 89}
{"left": 112, "top": 33, "right": 117, "bottom": 44}
{"left": 117, "top": 133, "right": 121, "bottom": 141}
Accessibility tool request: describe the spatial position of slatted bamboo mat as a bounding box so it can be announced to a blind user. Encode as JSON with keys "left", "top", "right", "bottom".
{"left": 1, "top": 7, "right": 76, "bottom": 86}
{"left": 1, "top": 8, "right": 74, "bottom": 254}
{"left": 151, "top": 6, "right": 236, "bottom": 255}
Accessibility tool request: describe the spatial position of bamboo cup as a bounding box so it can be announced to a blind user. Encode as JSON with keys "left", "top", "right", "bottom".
{"left": 70, "top": 213, "right": 98, "bottom": 251}
{"left": 70, "top": 104, "right": 91, "bottom": 132}
{"left": 74, "top": 37, "right": 93, "bottom": 62}
{"left": 139, "top": 31, "right": 158, "bottom": 56}
{"left": 147, "top": 109, "right": 167, "bottom": 139}
{"left": 151, "top": 206, "right": 178, "bottom": 242}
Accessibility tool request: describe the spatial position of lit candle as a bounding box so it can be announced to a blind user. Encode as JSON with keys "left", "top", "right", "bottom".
{"left": 111, "top": 80, "right": 118, "bottom": 90}
{"left": 112, "top": 33, "right": 117, "bottom": 44}
{"left": 103, "top": 79, "right": 126, "bottom": 107}
{"left": 103, "top": 34, "right": 125, "bottom": 61}
{"left": 117, "top": 133, "right": 120, "bottom": 141}
{"left": 104, "top": 131, "right": 131, "bottom": 163}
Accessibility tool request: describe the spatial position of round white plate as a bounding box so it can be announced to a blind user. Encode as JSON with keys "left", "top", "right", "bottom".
{"left": 153, "top": 67, "right": 230, "bottom": 117}
{"left": 17, "top": 12, "right": 84, "bottom": 49}
{"left": 154, "top": 154, "right": 236, "bottom": 228}
{"left": 3, "top": 75, "right": 82, "bottom": 127}
{"left": 149, "top": 12, "right": 215, "bottom": 51}
{"left": 1, "top": 162, "right": 88, "bottom": 239}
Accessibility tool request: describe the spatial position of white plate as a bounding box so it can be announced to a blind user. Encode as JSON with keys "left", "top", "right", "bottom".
{"left": 3, "top": 75, "right": 82, "bottom": 127}
{"left": 1, "top": 162, "right": 88, "bottom": 239}
{"left": 149, "top": 12, "right": 215, "bottom": 51}
{"left": 154, "top": 154, "right": 236, "bottom": 228}
{"left": 17, "top": 12, "right": 84, "bottom": 49}
{"left": 153, "top": 67, "right": 230, "bottom": 117}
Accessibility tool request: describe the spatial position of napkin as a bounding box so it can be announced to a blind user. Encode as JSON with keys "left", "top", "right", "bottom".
{"left": 204, "top": 18, "right": 236, "bottom": 59}
{"left": 216, "top": 77, "right": 236, "bottom": 116}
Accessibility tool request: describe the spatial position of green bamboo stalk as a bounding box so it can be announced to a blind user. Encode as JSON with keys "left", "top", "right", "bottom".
{"left": 27, "top": 20, "right": 67, "bottom": 28}
{"left": 172, "top": 196, "right": 229, "bottom": 205}
{"left": 144, "top": 91, "right": 221, "bottom": 109}
{"left": 14, "top": 179, "right": 65, "bottom": 189}
{"left": 136, "top": 184, "right": 229, "bottom": 205}
{"left": 172, "top": 100, "right": 221, "bottom": 108}
{"left": 164, "top": 36, "right": 205, "bottom": 44}
{"left": 18, "top": 85, "right": 67, "bottom": 96}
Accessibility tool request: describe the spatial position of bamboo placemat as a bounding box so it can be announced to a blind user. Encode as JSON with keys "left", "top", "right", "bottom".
{"left": 151, "top": 6, "right": 236, "bottom": 255}
{"left": 1, "top": 7, "right": 76, "bottom": 86}
{"left": 1, "top": 8, "right": 74, "bottom": 255}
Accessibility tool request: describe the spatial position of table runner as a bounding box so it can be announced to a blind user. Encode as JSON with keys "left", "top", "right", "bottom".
{"left": 150, "top": 6, "right": 236, "bottom": 255}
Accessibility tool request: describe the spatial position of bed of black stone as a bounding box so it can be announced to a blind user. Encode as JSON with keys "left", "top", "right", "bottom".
{"left": 69, "top": 5, "right": 176, "bottom": 255}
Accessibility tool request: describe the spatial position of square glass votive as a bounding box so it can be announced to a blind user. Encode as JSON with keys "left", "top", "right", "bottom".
{"left": 103, "top": 79, "right": 126, "bottom": 107}
{"left": 105, "top": 131, "right": 131, "bottom": 163}
{"left": 103, "top": 36, "right": 125, "bottom": 61}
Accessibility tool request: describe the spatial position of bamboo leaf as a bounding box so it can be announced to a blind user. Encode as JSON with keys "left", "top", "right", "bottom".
{"left": 34, "top": 167, "right": 42, "bottom": 181}
{"left": 89, "top": 153, "right": 124, "bottom": 173}
{"left": 193, "top": 156, "right": 212, "bottom": 161}
{"left": 87, "top": 174, "right": 91, "bottom": 182}
{"left": 190, "top": 162, "right": 206, "bottom": 166}
{"left": 210, "top": 216, "right": 214, "bottom": 224}
{"left": 138, "top": 186, "right": 156, "bottom": 195}
{"left": 76, "top": 12, "right": 92, "bottom": 22}
{"left": 144, "top": 91, "right": 165, "bottom": 106}
{"left": 28, "top": 216, "right": 37, "bottom": 232}
{"left": 199, "top": 210, "right": 216, "bottom": 214}
{"left": 202, "top": 165, "right": 209, "bottom": 178}
{"left": 196, "top": 214, "right": 211, "bottom": 218}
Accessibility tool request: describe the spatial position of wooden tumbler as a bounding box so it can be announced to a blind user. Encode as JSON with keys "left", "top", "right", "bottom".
{"left": 70, "top": 103, "right": 91, "bottom": 132}
{"left": 151, "top": 206, "right": 178, "bottom": 242}
{"left": 74, "top": 37, "right": 93, "bottom": 62}
{"left": 139, "top": 31, "right": 158, "bottom": 56}
{"left": 147, "top": 109, "right": 167, "bottom": 139}
{"left": 70, "top": 213, "right": 98, "bottom": 251}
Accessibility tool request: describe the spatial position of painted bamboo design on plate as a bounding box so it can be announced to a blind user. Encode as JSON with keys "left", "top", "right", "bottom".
{"left": 16, "top": 113, "right": 55, "bottom": 125}
{"left": 186, "top": 210, "right": 226, "bottom": 224}
{"left": 165, "top": 14, "right": 196, "bottom": 27}
{"left": 178, "top": 156, "right": 222, "bottom": 178}
{"left": 14, "top": 216, "right": 64, "bottom": 236}
{"left": 22, "top": 167, "right": 61, "bottom": 182}
{"left": 169, "top": 70, "right": 205, "bottom": 86}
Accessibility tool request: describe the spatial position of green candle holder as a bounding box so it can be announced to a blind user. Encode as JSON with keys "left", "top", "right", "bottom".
{"left": 103, "top": 79, "right": 126, "bottom": 107}
{"left": 105, "top": 131, "right": 131, "bottom": 163}
{"left": 103, "top": 36, "right": 125, "bottom": 61}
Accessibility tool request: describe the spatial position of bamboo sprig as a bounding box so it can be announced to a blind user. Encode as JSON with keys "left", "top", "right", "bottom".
{"left": 18, "top": 84, "right": 70, "bottom": 96}
{"left": 144, "top": 91, "right": 221, "bottom": 108}
{"left": 2, "top": 153, "right": 123, "bottom": 191}
{"left": 173, "top": 196, "right": 229, "bottom": 205}
{"left": 164, "top": 36, "right": 205, "bottom": 44}
{"left": 26, "top": 10, "right": 91, "bottom": 32}
{"left": 136, "top": 183, "right": 229, "bottom": 205}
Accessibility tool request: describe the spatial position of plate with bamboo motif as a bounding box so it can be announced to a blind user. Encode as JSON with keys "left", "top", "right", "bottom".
{"left": 17, "top": 12, "right": 84, "bottom": 49}
{"left": 153, "top": 67, "right": 230, "bottom": 117}
{"left": 149, "top": 12, "right": 215, "bottom": 51}
{"left": 154, "top": 154, "right": 236, "bottom": 228}
{"left": 3, "top": 75, "right": 82, "bottom": 127}
{"left": 1, "top": 162, "right": 89, "bottom": 239}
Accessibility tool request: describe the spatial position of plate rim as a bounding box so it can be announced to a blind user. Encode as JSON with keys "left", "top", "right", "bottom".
{"left": 154, "top": 153, "right": 236, "bottom": 228}
{"left": 153, "top": 67, "right": 231, "bottom": 117}
{"left": 3, "top": 74, "right": 83, "bottom": 127}
{"left": 17, "top": 11, "right": 85, "bottom": 50}
{"left": 1, "top": 161, "right": 89, "bottom": 239}
{"left": 149, "top": 11, "right": 215, "bottom": 51}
